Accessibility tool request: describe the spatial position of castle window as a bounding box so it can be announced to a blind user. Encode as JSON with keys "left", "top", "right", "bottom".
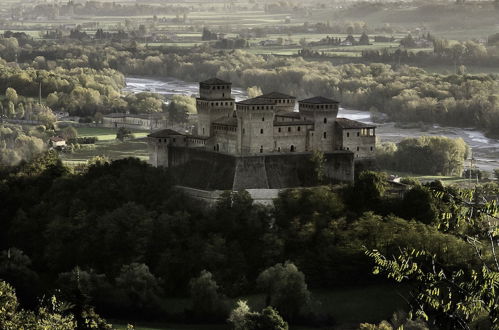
{"left": 262, "top": 117, "right": 265, "bottom": 121}
{"left": 297, "top": 126, "right": 301, "bottom": 132}
{"left": 278, "top": 127, "right": 281, "bottom": 133}
{"left": 288, "top": 127, "right": 291, "bottom": 132}
{"left": 260, "top": 129, "right": 264, "bottom": 134}
{"left": 278, "top": 147, "right": 281, "bottom": 152}
{"left": 290, "top": 145, "right": 295, "bottom": 152}
{"left": 324, "top": 118, "right": 327, "bottom": 124}
{"left": 346, "top": 132, "right": 350, "bottom": 138}
{"left": 323, "top": 132, "right": 327, "bottom": 139}
{"left": 173, "top": 138, "right": 176, "bottom": 142}
{"left": 357, "top": 147, "right": 360, "bottom": 151}
{"left": 357, "top": 132, "right": 360, "bottom": 137}
{"left": 370, "top": 146, "right": 373, "bottom": 151}
{"left": 260, "top": 146, "right": 263, "bottom": 153}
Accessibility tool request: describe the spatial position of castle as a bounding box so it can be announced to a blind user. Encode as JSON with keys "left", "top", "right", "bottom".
{"left": 148, "top": 78, "right": 376, "bottom": 191}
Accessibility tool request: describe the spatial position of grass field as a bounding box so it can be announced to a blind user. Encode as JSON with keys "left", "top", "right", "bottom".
{"left": 59, "top": 127, "right": 149, "bottom": 165}
{"left": 111, "top": 284, "right": 406, "bottom": 330}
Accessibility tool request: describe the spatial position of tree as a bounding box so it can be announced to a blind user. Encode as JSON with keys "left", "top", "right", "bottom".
{"left": 189, "top": 270, "right": 227, "bottom": 320}
{"left": 359, "top": 32, "right": 370, "bottom": 45}
{"left": 247, "top": 86, "right": 263, "bottom": 98}
{"left": 366, "top": 185, "right": 499, "bottom": 329}
{"left": 116, "top": 127, "right": 132, "bottom": 141}
{"left": 115, "top": 263, "right": 162, "bottom": 312}
{"left": 350, "top": 171, "right": 388, "bottom": 212}
{"left": 228, "top": 301, "right": 288, "bottom": 330}
{"left": 7, "top": 101, "right": 15, "bottom": 119}
{"left": 5, "top": 88, "right": 18, "bottom": 104}
{"left": 61, "top": 126, "right": 78, "bottom": 141}
{"left": 168, "top": 95, "right": 194, "bottom": 124}
{"left": 494, "top": 169, "right": 499, "bottom": 181}
{"left": 256, "top": 262, "right": 311, "bottom": 321}
{"left": 0, "top": 248, "right": 39, "bottom": 306}
{"left": 16, "top": 103, "right": 24, "bottom": 119}
{"left": 0, "top": 280, "right": 77, "bottom": 329}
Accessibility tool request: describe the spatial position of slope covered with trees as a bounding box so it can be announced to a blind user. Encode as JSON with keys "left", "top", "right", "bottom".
{"left": 0, "top": 154, "right": 492, "bottom": 327}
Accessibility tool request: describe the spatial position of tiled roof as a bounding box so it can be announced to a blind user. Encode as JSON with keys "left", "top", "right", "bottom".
{"left": 237, "top": 97, "right": 274, "bottom": 106}
{"left": 148, "top": 129, "right": 184, "bottom": 138}
{"left": 275, "top": 111, "right": 301, "bottom": 119}
{"left": 299, "top": 96, "right": 339, "bottom": 104}
{"left": 257, "top": 92, "right": 296, "bottom": 100}
{"left": 335, "top": 118, "right": 375, "bottom": 129}
{"left": 200, "top": 78, "right": 231, "bottom": 85}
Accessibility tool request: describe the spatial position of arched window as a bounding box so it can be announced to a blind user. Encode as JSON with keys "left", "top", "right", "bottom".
{"left": 290, "top": 145, "right": 295, "bottom": 152}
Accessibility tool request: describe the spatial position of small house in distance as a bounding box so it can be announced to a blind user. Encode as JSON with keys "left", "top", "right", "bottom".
{"left": 49, "top": 136, "right": 66, "bottom": 148}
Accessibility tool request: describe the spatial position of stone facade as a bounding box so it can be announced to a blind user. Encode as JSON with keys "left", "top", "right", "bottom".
{"left": 148, "top": 78, "right": 376, "bottom": 187}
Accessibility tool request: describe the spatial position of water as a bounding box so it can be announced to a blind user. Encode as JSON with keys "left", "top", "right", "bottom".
{"left": 124, "top": 77, "right": 499, "bottom": 172}
{"left": 123, "top": 76, "right": 248, "bottom": 101}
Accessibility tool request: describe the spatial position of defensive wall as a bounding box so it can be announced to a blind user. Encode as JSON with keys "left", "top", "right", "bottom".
{"left": 168, "top": 146, "right": 354, "bottom": 191}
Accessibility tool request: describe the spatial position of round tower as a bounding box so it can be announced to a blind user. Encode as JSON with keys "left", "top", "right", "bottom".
{"left": 298, "top": 96, "right": 339, "bottom": 152}
{"left": 196, "top": 78, "right": 235, "bottom": 137}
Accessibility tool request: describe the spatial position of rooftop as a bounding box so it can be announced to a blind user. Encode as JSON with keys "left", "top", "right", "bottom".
{"left": 148, "top": 129, "right": 184, "bottom": 138}
{"left": 200, "top": 77, "right": 231, "bottom": 86}
{"left": 335, "top": 118, "right": 376, "bottom": 129}
{"left": 299, "top": 96, "right": 339, "bottom": 105}
{"left": 257, "top": 92, "right": 296, "bottom": 100}
{"left": 237, "top": 97, "right": 275, "bottom": 106}
{"left": 275, "top": 111, "right": 301, "bottom": 119}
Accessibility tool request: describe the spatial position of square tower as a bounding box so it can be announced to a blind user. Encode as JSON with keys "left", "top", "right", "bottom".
{"left": 196, "top": 78, "right": 235, "bottom": 137}
{"left": 236, "top": 97, "right": 277, "bottom": 155}
{"left": 298, "top": 96, "right": 340, "bottom": 152}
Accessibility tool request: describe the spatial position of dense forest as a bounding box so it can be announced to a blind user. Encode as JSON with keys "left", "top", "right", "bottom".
{"left": 0, "top": 152, "right": 497, "bottom": 328}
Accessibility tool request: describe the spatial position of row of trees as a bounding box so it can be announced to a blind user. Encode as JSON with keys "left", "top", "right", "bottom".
{"left": 376, "top": 136, "right": 470, "bottom": 176}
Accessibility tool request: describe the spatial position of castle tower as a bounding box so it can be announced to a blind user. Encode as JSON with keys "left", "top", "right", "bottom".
{"left": 298, "top": 96, "right": 339, "bottom": 152}
{"left": 196, "top": 78, "right": 235, "bottom": 138}
{"left": 236, "top": 97, "right": 277, "bottom": 155}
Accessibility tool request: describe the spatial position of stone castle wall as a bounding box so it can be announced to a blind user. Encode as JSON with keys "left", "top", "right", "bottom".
{"left": 168, "top": 147, "right": 354, "bottom": 191}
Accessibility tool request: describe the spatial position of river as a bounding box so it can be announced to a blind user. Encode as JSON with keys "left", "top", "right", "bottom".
{"left": 124, "top": 76, "right": 499, "bottom": 173}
